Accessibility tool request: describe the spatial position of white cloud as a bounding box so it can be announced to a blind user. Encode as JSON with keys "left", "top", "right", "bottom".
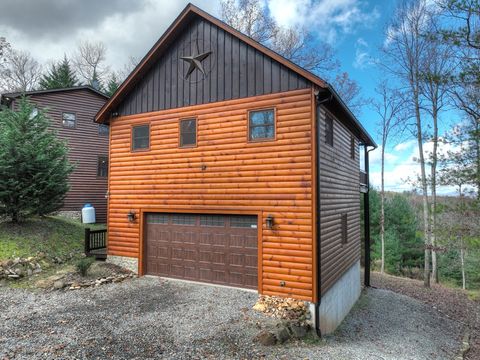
{"left": 0, "top": 0, "right": 218, "bottom": 71}
{"left": 394, "top": 140, "right": 416, "bottom": 152}
{"left": 267, "top": 0, "right": 380, "bottom": 43}
{"left": 353, "top": 37, "right": 374, "bottom": 69}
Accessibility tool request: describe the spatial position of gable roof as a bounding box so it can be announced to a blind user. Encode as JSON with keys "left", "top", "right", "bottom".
{"left": 95, "top": 3, "right": 376, "bottom": 147}
{"left": 1, "top": 85, "right": 109, "bottom": 102}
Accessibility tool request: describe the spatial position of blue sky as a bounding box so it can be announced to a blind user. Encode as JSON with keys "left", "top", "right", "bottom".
{"left": 1, "top": 0, "right": 462, "bottom": 194}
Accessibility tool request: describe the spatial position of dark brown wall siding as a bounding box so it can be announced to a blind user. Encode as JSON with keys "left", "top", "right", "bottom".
{"left": 317, "top": 105, "right": 361, "bottom": 295}
{"left": 116, "top": 17, "right": 309, "bottom": 116}
{"left": 14, "top": 90, "right": 109, "bottom": 222}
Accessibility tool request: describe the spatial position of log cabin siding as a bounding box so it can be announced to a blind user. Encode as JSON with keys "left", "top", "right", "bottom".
{"left": 108, "top": 88, "right": 315, "bottom": 300}
{"left": 11, "top": 89, "right": 109, "bottom": 222}
{"left": 116, "top": 17, "right": 309, "bottom": 117}
{"left": 317, "top": 105, "right": 361, "bottom": 295}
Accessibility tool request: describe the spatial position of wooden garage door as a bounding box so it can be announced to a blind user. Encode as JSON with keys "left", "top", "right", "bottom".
{"left": 145, "top": 213, "right": 258, "bottom": 289}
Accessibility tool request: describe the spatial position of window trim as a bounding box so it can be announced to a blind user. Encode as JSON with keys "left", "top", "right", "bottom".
{"left": 325, "top": 115, "right": 334, "bottom": 146}
{"left": 350, "top": 135, "right": 356, "bottom": 160}
{"left": 62, "top": 112, "right": 77, "bottom": 129}
{"left": 131, "top": 123, "right": 150, "bottom": 152}
{"left": 178, "top": 117, "right": 198, "bottom": 148}
{"left": 97, "top": 155, "right": 108, "bottom": 178}
{"left": 247, "top": 107, "right": 276, "bottom": 143}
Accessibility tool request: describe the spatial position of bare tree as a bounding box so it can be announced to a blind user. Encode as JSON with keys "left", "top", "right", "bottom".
{"left": 220, "top": 0, "right": 339, "bottom": 76}
{"left": 0, "top": 46, "right": 42, "bottom": 92}
{"left": 73, "top": 41, "right": 109, "bottom": 88}
{"left": 382, "top": 0, "right": 434, "bottom": 287}
{"left": 421, "top": 25, "right": 456, "bottom": 284}
{"left": 372, "top": 81, "right": 406, "bottom": 274}
{"left": 334, "top": 72, "right": 369, "bottom": 115}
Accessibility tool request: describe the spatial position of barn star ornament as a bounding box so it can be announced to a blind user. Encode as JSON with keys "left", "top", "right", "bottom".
{"left": 180, "top": 41, "right": 212, "bottom": 79}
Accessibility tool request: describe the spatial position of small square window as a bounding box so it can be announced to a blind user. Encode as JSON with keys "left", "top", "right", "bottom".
{"left": 179, "top": 119, "right": 197, "bottom": 147}
{"left": 341, "top": 213, "right": 348, "bottom": 245}
{"left": 350, "top": 135, "right": 355, "bottom": 159}
{"left": 325, "top": 116, "right": 333, "bottom": 146}
{"left": 97, "top": 155, "right": 108, "bottom": 177}
{"left": 62, "top": 112, "right": 76, "bottom": 128}
{"left": 132, "top": 124, "right": 149, "bottom": 151}
{"left": 99, "top": 124, "right": 109, "bottom": 136}
{"left": 249, "top": 109, "right": 275, "bottom": 141}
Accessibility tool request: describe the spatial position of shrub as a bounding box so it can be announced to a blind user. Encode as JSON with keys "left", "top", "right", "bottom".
{"left": 76, "top": 257, "right": 95, "bottom": 277}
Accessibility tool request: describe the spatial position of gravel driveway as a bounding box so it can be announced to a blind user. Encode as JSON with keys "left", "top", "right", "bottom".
{"left": 0, "top": 277, "right": 463, "bottom": 359}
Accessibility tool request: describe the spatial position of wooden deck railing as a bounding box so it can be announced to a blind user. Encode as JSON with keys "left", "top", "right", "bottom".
{"left": 360, "top": 170, "right": 368, "bottom": 193}
{"left": 84, "top": 228, "right": 107, "bottom": 256}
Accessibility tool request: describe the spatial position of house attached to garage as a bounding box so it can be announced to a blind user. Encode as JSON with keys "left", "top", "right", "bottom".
{"left": 95, "top": 4, "right": 376, "bottom": 335}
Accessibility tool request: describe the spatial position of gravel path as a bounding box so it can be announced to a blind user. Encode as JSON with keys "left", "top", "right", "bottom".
{"left": 0, "top": 277, "right": 463, "bottom": 359}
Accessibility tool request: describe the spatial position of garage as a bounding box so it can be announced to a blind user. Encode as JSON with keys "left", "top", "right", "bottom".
{"left": 144, "top": 213, "right": 258, "bottom": 289}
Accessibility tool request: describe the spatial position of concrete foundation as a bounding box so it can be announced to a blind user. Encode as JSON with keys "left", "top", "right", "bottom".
{"left": 317, "top": 260, "right": 361, "bottom": 335}
{"left": 107, "top": 255, "right": 139, "bottom": 274}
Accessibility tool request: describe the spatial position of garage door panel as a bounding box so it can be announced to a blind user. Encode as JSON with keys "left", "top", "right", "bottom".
{"left": 145, "top": 213, "right": 258, "bottom": 289}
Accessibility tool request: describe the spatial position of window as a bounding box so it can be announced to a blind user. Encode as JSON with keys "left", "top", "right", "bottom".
{"left": 97, "top": 156, "right": 108, "bottom": 177}
{"left": 350, "top": 135, "right": 355, "bottom": 159}
{"left": 341, "top": 213, "right": 348, "bottom": 245}
{"left": 172, "top": 214, "right": 196, "bottom": 226}
{"left": 179, "top": 119, "right": 197, "bottom": 147}
{"left": 29, "top": 107, "right": 38, "bottom": 120}
{"left": 200, "top": 215, "right": 225, "bottom": 227}
{"left": 99, "top": 124, "right": 109, "bottom": 136}
{"left": 62, "top": 112, "right": 76, "bottom": 128}
{"left": 132, "top": 124, "right": 150, "bottom": 151}
{"left": 230, "top": 215, "right": 257, "bottom": 228}
{"left": 249, "top": 109, "right": 275, "bottom": 141}
{"left": 147, "top": 213, "right": 168, "bottom": 224}
{"left": 325, "top": 115, "right": 333, "bottom": 146}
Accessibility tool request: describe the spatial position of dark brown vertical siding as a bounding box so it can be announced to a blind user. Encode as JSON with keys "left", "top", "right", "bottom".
{"left": 116, "top": 17, "right": 309, "bottom": 116}
{"left": 15, "top": 90, "right": 109, "bottom": 222}
{"left": 317, "top": 105, "right": 361, "bottom": 295}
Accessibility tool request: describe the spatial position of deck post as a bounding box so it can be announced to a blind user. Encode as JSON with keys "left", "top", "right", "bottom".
{"left": 84, "top": 227, "right": 91, "bottom": 256}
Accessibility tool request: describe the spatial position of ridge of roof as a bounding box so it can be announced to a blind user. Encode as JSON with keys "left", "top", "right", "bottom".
{"left": 1, "top": 85, "right": 109, "bottom": 100}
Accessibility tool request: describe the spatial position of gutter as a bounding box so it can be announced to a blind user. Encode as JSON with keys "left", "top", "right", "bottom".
{"left": 314, "top": 92, "right": 333, "bottom": 337}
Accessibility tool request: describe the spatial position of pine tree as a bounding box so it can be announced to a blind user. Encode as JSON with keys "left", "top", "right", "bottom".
{"left": 105, "top": 72, "right": 120, "bottom": 97}
{"left": 0, "top": 97, "right": 74, "bottom": 222}
{"left": 39, "top": 55, "right": 79, "bottom": 90}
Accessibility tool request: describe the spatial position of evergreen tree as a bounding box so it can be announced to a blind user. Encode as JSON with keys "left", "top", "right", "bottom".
{"left": 105, "top": 72, "right": 120, "bottom": 97}
{"left": 0, "top": 97, "right": 74, "bottom": 222}
{"left": 39, "top": 55, "right": 79, "bottom": 90}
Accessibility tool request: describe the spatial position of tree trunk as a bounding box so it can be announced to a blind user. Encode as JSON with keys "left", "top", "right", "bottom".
{"left": 381, "top": 145, "right": 386, "bottom": 274}
{"left": 431, "top": 106, "right": 439, "bottom": 284}
{"left": 460, "top": 239, "right": 466, "bottom": 290}
{"left": 414, "top": 88, "right": 431, "bottom": 288}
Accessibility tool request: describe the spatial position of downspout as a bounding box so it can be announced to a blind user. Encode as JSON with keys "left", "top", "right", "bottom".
{"left": 314, "top": 93, "right": 333, "bottom": 337}
{"left": 364, "top": 146, "right": 375, "bottom": 287}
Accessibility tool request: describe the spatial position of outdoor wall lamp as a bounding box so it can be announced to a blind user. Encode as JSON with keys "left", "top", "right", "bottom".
{"left": 266, "top": 215, "right": 274, "bottom": 229}
{"left": 127, "top": 210, "right": 136, "bottom": 222}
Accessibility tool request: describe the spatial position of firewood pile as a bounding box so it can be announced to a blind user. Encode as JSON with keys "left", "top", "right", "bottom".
{"left": 252, "top": 295, "right": 311, "bottom": 325}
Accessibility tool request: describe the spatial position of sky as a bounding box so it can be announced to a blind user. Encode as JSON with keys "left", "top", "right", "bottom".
{"left": 0, "top": 0, "right": 463, "bottom": 195}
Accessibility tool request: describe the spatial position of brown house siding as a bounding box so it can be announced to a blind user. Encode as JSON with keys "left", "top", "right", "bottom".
{"left": 317, "top": 105, "right": 361, "bottom": 295}
{"left": 117, "top": 17, "right": 309, "bottom": 117}
{"left": 108, "top": 88, "right": 315, "bottom": 300}
{"left": 13, "top": 90, "right": 109, "bottom": 222}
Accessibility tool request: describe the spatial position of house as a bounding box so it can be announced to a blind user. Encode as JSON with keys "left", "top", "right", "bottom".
{"left": 1, "top": 86, "right": 110, "bottom": 223}
{"left": 95, "top": 4, "right": 376, "bottom": 335}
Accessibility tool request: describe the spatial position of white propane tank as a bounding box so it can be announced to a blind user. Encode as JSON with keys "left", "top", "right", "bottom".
{"left": 82, "top": 203, "right": 96, "bottom": 224}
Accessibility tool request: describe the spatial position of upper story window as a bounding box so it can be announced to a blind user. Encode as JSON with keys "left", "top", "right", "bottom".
{"left": 97, "top": 155, "right": 108, "bottom": 177}
{"left": 350, "top": 135, "right": 356, "bottom": 159}
{"left": 179, "top": 118, "right": 197, "bottom": 147}
{"left": 249, "top": 109, "right": 275, "bottom": 141}
{"left": 325, "top": 115, "right": 333, "bottom": 146}
{"left": 62, "top": 112, "right": 76, "bottom": 128}
{"left": 132, "top": 124, "right": 150, "bottom": 151}
{"left": 99, "top": 124, "right": 109, "bottom": 136}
